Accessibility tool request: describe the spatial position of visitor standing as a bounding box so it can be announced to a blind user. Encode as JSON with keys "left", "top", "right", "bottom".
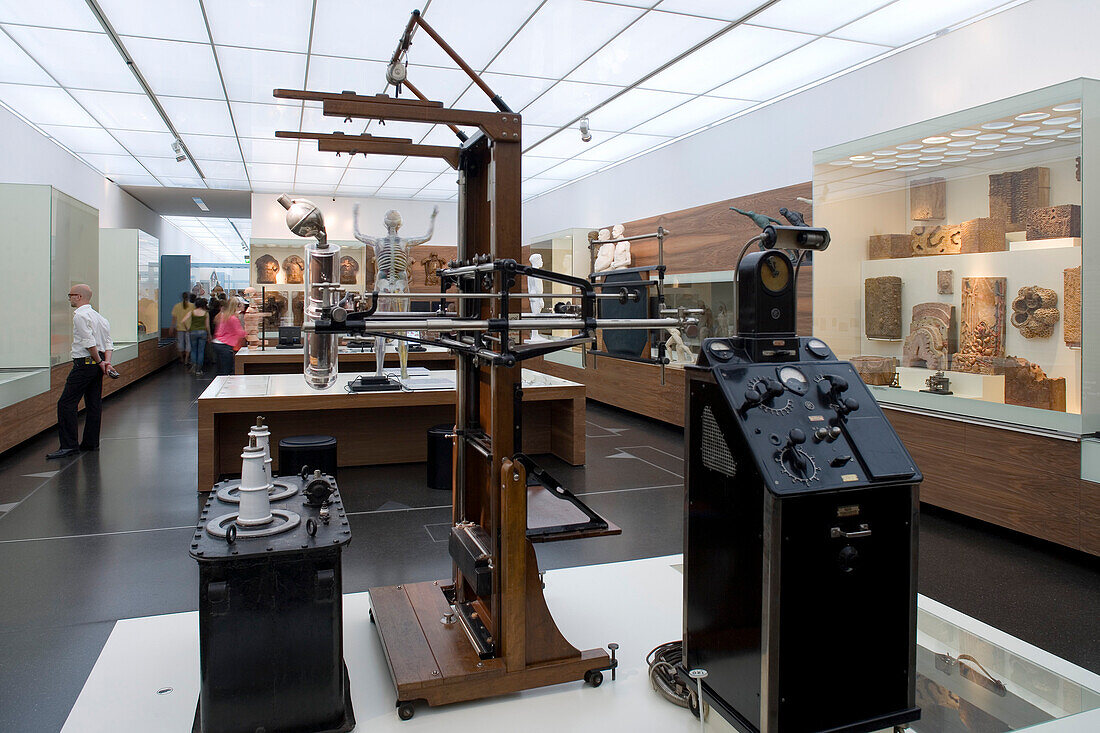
{"left": 47, "top": 284, "right": 113, "bottom": 459}
{"left": 212, "top": 299, "right": 247, "bottom": 375}
{"left": 170, "top": 292, "right": 193, "bottom": 367}
{"left": 185, "top": 297, "right": 209, "bottom": 376}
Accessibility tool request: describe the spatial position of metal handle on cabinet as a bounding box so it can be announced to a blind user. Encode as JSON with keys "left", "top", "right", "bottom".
{"left": 830, "top": 523, "right": 871, "bottom": 539}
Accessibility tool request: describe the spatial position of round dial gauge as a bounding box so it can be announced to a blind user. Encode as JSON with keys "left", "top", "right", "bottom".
{"left": 778, "top": 366, "right": 808, "bottom": 395}
{"left": 708, "top": 340, "right": 733, "bottom": 361}
{"left": 759, "top": 253, "right": 791, "bottom": 294}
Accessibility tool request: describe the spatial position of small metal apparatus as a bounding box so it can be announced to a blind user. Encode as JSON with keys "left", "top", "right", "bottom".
{"left": 921, "top": 371, "right": 953, "bottom": 395}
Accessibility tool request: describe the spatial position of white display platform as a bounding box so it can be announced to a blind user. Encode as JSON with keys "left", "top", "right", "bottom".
{"left": 60, "top": 555, "right": 1100, "bottom": 733}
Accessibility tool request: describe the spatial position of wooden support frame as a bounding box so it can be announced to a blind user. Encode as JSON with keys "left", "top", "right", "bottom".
{"left": 275, "top": 130, "right": 460, "bottom": 169}
{"left": 276, "top": 83, "right": 610, "bottom": 716}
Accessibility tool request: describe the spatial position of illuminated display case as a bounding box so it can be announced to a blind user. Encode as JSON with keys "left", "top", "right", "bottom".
{"left": 813, "top": 79, "right": 1098, "bottom": 434}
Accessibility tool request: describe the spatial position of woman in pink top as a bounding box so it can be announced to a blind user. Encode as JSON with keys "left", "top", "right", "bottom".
{"left": 211, "top": 299, "right": 247, "bottom": 376}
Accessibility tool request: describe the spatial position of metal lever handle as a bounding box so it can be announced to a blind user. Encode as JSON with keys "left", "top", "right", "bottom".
{"left": 830, "top": 523, "right": 871, "bottom": 539}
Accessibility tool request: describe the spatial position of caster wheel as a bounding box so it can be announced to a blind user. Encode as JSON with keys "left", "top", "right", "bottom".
{"left": 397, "top": 702, "right": 414, "bottom": 721}
{"left": 688, "top": 690, "right": 700, "bottom": 719}
{"left": 369, "top": 608, "right": 375, "bottom": 624}
{"left": 584, "top": 670, "right": 603, "bottom": 687}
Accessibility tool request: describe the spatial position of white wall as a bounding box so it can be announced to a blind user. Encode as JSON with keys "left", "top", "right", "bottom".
{"left": 522, "top": 0, "right": 1100, "bottom": 240}
{"left": 0, "top": 103, "right": 225, "bottom": 262}
{"left": 250, "top": 193, "right": 458, "bottom": 244}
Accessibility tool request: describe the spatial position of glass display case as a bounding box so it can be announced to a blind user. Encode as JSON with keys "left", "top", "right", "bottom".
{"left": 527, "top": 228, "right": 591, "bottom": 366}
{"left": 191, "top": 261, "right": 248, "bottom": 295}
{"left": 813, "top": 79, "right": 1099, "bottom": 434}
{"left": 137, "top": 231, "right": 159, "bottom": 338}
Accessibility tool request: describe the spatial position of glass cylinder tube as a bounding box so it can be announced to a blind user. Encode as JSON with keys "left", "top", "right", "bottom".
{"left": 303, "top": 240, "right": 340, "bottom": 388}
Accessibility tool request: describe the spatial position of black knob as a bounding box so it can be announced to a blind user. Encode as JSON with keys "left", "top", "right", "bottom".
{"left": 843, "top": 397, "right": 859, "bottom": 413}
{"left": 830, "top": 455, "right": 852, "bottom": 467}
{"left": 828, "top": 425, "right": 842, "bottom": 441}
{"left": 788, "top": 428, "right": 806, "bottom": 445}
{"left": 763, "top": 379, "right": 785, "bottom": 401}
{"left": 830, "top": 376, "right": 849, "bottom": 392}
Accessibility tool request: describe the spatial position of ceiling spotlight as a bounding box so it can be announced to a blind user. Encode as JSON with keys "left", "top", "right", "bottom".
{"left": 172, "top": 140, "right": 186, "bottom": 163}
{"left": 579, "top": 117, "right": 591, "bottom": 143}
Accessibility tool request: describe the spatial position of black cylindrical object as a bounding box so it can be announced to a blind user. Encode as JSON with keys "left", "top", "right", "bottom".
{"left": 278, "top": 434, "right": 337, "bottom": 480}
{"left": 192, "top": 477, "right": 354, "bottom": 733}
{"left": 427, "top": 424, "right": 453, "bottom": 490}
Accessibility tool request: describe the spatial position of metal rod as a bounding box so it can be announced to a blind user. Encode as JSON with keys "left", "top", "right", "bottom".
{"left": 312, "top": 317, "right": 685, "bottom": 332}
{"left": 586, "top": 230, "right": 670, "bottom": 249}
{"left": 442, "top": 262, "right": 498, "bottom": 276}
{"left": 411, "top": 12, "right": 512, "bottom": 112}
{"left": 352, "top": 291, "right": 633, "bottom": 300}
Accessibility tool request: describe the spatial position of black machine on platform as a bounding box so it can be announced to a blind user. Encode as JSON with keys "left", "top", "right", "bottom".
{"left": 672, "top": 220, "right": 923, "bottom": 733}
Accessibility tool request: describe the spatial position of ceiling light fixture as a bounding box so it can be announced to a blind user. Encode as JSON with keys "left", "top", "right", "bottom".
{"left": 173, "top": 140, "right": 187, "bottom": 163}
{"left": 579, "top": 117, "right": 592, "bottom": 143}
{"left": 192, "top": 196, "right": 210, "bottom": 212}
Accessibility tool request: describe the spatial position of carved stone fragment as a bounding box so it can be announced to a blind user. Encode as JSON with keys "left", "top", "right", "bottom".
{"left": 865, "top": 276, "right": 902, "bottom": 339}
{"left": 960, "top": 277, "right": 1006, "bottom": 357}
{"left": 951, "top": 353, "right": 1000, "bottom": 375}
{"left": 282, "top": 255, "right": 305, "bottom": 284}
{"left": 1064, "top": 266, "right": 1081, "bottom": 347}
{"left": 937, "top": 270, "right": 953, "bottom": 295}
{"left": 1003, "top": 356, "right": 1066, "bottom": 412}
{"left": 911, "top": 224, "right": 961, "bottom": 256}
{"left": 339, "top": 255, "right": 360, "bottom": 285}
{"left": 291, "top": 292, "right": 304, "bottom": 327}
{"left": 910, "top": 177, "right": 946, "bottom": 220}
{"left": 958, "top": 217, "right": 1006, "bottom": 253}
{"left": 255, "top": 254, "right": 278, "bottom": 284}
{"left": 868, "top": 234, "right": 913, "bottom": 260}
{"left": 1010, "top": 286, "right": 1059, "bottom": 339}
{"left": 902, "top": 302, "right": 954, "bottom": 370}
{"left": 851, "top": 355, "right": 898, "bottom": 386}
{"left": 988, "top": 167, "right": 1050, "bottom": 230}
{"left": 1026, "top": 204, "right": 1081, "bottom": 240}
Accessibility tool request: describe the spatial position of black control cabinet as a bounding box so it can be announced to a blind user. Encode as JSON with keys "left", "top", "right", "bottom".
{"left": 682, "top": 335, "right": 921, "bottom": 733}
{"left": 191, "top": 478, "right": 354, "bottom": 733}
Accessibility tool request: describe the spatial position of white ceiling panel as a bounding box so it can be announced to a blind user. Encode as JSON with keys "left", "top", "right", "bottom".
{"left": 305, "top": 55, "right": 387, "bottom": 95}
{"left": 384, "top": 170, "right": 438, "bottom": 189}
{"left": 522, "top": 155, "right": 569, "bottom": 177}
{"left": 334, "top": 184, "right": 380, "bottom": 197}
{"left": 294, "top": 141, "right": 351, "bottom": 168}
{"left": 70, "top": 89, "right": 167, "bottom": 131}
{"left": 204, "top": 0, "right": 312, "bottom": 53}
{"left": 247, "top": 162, "right": 296, "bottom": 181}
{"left": 522, "top": 178, "right": 563, "bottom": 197}
{"left": 340, "top": 166, "right": 390, "bottom": 188}
{"left": 417, "top": 124, "right": 476, "bottom": 147}
{"left": 587, "top": 88, "right": 693, "bottom": 132}
{"left": 250, "top": 181, "right": 289, "bottom": 194}
{"left": 97, "top": 0, "right": 210, "bottom": 43}
{"left": 519, "top": 80, "right": 620, "bottom": 127}
{"left": 182, "top": 134, "right": 243, "bottom": 162}
{"left": 205, "top": 178, "right": 252, "bottom": 191}
{"left": 109, "top": 174, "right": 162, "bottom": 186}
{"left": 110, "top": 128, "right": 179, "bottom": 157}
{"left": 239, "top": 136, "right": 300, "bottom": 165}
{"left": 398, "top": 156, "right": 450, "bottom": 174}
{"left": 405, "top": 64, "right": 479, "bottom": 106}
{"left": 0, "top": 29, "right": 56, "bottom": 85}
{"left": 631, "top": 95, "right": 753, "bottom": 136}
{"left": 419, "top": 173, "right": 460, "bottom": 192}
{"left": 360, "top": 119, "right": 434, "bottom": 141}
{"left": 310, "top": 0, "right": 418, "bottom": 61}
{"left": 162, "top": 176, "right": 206, "bottom": 187}
{"left": 0, "top": 0, "right": 101, "bottom": 32}
{"left": 230, "top": 101, "right": 303, "bottom": 139}
{"left": 834, "top": 0, "right": 1012, "bottom": 47}
{"left": 137, "top": 155, "right": 197, "bottom": 177}
{"left": 80, "top": 152, "right": 150, "bottom": 176}
{"left": 346, "top": 153, "right": 402, "bottom": 173}
{"left": 40, "top": 124, "right": 127, "bottom": 155}
{"left": 575, "top": 131, "right": 670, "bottom": 161}
{"left": 159, "top": 95, "right": 235, "bottom": 136}
{"left": 452, "top": 73, "right": 555, "bottom": 114}
{"left": 522, "top": 123, "right": 559, "bottom": 147}
{"left": 218, "top": 45, "right": 307, "bottom": 104}
{"left": 750, "top": 0, "right": 894, "bottom": 35}
{"left": 710, "top": 37, "right": 887, "bottom": 102}
{"left": 527, "top": 127, "right": 614, "bottom": 160}
{"left": 0, "top": 84, "right": 99, "bottom": 126}
{"left": 540, "top": 157, "right": 607, "bottom": 180}
{"left": 654, "top": 0, "right": 766, "bottom": 20}
{"left": 412, "top": 190, "right": 454, "bottom": 201}
{"left": 641, "top": 23, "right": 811, "bottom": 95}
{"left": 123, "top": 37, "right": 224, "bottom": 99}
{"left": 487, "top": 0, "right": 644, "bottom": 79}
{"left": 374, "top": 186, "right": 424, "bottom": 199}
{"left": 3, "top": 26, "right": 140, "bottom": 93}
{"left": 300, "top": 102, "right": 356, "bottom": 137}
{"left": 200, "top": 159, "right": 248, "bottom": 180}
{"left": 568, "top": 10, "right": 725, "bottom": 86}
{"left": 414, "top": 0, "right": 542, "bottom": 70}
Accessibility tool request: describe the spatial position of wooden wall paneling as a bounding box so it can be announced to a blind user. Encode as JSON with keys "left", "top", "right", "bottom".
{"left": 1080, "top": 480, "right": 1100, "bottom": 556}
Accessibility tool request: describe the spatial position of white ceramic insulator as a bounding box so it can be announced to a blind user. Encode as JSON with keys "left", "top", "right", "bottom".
{"left": 238, "top": 445, "right": 273, "bottom": 526}
{"left": 249, "top": 425, "right": 272, "bottom": 484}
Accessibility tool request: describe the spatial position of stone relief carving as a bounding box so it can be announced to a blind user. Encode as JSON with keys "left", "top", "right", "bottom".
{"left": 1003, "top": 356, "right": 1067, "bottom": 412}
{"left": 988, "top": 166, "right": 1050, "bottom": 230}
{"left": 1010, "top": 286, "right": 1059, "bottom": 339}
{"left": 1026, "top": 204, "right": 1081, "bottom": 240}
{"left": 864, "top": 276, "right": 902, "bottom": 339}
{"left": 255, "top": 254, "right": 279, "bottom": 284}
{"left": 282, "top": 255, "right": 305, "bottom": 285}
{"left": 902, "top": 302, "right": 954, "bottom": 370}
{"left": 339, "top": 255, "right": 360, "bottom": 285}
{"left": 850, "top": 355, "right": 898, "bottom": 386}
{"left": 1064, "top": 266, "right": 1081, "bottom": 347}
{"left": 910, "top": 177, "right": 945, "bottom": 220}
{"left": 937, "top": 270, "right": 953, "bottom": 295}
{"left": 959, "top": 277, "right": 1006, "bottom": 358}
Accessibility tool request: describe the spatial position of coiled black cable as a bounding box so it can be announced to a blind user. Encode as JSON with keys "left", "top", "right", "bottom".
{"left": 647, "top": 641, "right": 691, "bottom": 708}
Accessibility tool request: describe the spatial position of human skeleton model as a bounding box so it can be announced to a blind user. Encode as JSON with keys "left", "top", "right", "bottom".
{"left": 353, "top": 204, "right": 438, "bottom": 378}
{"left": 528, "top": 253, "right": 547, "bottom": 343}
{"left": 592, "top": 228, "right": 614, "bottom": 272}
{"left": 609, "top": 223, "right": 631, "bottom": 270}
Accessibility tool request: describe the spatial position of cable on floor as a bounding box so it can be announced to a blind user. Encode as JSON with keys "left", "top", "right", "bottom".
{"left": 647, "top": 640, "right": 691, "bottom": 709}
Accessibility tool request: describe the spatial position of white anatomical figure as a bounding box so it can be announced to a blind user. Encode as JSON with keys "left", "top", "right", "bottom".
{"left": 593, "top": 228, "right": 614, "bottom": 273}
{"left": 666, "top": 328, "right": 694, "bottom": 363}
{"left": 528, "top": 253, "right": 547, "bottom": 342}
{"left": 353, "top": 204, "right": 438, "bottom": 378}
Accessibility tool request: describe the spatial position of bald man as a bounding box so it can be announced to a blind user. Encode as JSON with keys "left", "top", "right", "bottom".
{"left": 47, "top": 284, "right": 113, "bottom": 459}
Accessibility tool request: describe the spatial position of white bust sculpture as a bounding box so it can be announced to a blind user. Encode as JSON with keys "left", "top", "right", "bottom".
{"left": 593, "top": 228, "right": 614, "bottom": 273}
{"left": 528, "top": 253, "right": 547, "bottom": 342}
{"left": 666, "top": 328, "right": 694, "bottom": 363}
{"left": 609, "top": 223, "right": 631, "bottom": 269}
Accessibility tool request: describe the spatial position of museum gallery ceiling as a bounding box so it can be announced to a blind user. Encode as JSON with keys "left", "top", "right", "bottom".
{"left": 0, "top": 0, "right": 1031, "bottom": 203}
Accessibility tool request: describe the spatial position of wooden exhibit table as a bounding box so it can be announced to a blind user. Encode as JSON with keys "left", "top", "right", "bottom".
{"left": 196, "top": 370, "right": 585, "bottom": 491}
{"left": 234, "top": 344, "right": 454, "bottom": 374}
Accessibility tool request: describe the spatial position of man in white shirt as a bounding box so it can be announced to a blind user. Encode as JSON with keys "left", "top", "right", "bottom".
{"left": 47, "top": 283, "right": 114, "bottom": 459}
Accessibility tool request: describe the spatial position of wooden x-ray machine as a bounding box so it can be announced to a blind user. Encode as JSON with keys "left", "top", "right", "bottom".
{"left": 272, "top": 10, "right": 689, "bottom": 721}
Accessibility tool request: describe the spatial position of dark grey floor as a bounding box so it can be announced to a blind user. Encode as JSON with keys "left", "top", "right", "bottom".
{"left": 0, "top": 364, "right": 1096, "bottom": 731}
